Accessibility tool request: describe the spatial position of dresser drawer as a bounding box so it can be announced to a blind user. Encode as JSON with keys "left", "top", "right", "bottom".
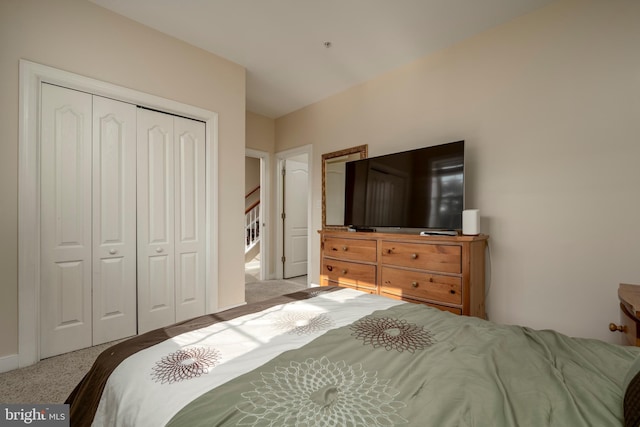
{"left": 380, "top": 266, "right": 462, "bottom": 305}
{"left": 323, "top": 237, "right": 377, "bottom": 263}
{"left": 321, "top": 258, "right": 377, "bottom": 291}
{"left": 380, "top": 241, "right": 461, "bottom": 273}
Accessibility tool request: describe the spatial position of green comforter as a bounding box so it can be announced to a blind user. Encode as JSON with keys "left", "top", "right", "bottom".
{"left": 167, "top": 302, "right": 639, "bottom": 427}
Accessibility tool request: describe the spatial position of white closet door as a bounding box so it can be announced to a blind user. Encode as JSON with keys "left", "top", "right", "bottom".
{"left": 92, "top": 96, "right": 137, "bottom": 345}
{"left": 174, "top": 117, "right": 206, "bottom": 322}
{"left": 137, "top": 109, "right": 175, "bottom": 334}
{"left": 40, "top": 84, "right": 93, "bottom": 358}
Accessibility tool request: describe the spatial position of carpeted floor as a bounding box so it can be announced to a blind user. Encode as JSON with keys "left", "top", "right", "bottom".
{"left": 0, "top": 279, "right": 308, "bottom": 404}
{"left": 0, "top": 339, "right": 124, "bottom": 404}
{"left": 245, "top": 278, "right": 307, "bottom": 304}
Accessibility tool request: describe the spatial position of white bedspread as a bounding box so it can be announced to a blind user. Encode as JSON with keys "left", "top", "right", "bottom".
{"left": 92, "top": 289, "right": 403, "bottom": 427}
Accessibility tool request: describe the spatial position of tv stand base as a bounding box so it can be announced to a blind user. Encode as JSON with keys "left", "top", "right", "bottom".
{"left": 419, "top": 230, "right": 458, "bottom": 237}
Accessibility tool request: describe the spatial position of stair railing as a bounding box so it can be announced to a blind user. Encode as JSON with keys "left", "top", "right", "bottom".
{"left": 245, "top": 186, "right": 260, "bottom": 252}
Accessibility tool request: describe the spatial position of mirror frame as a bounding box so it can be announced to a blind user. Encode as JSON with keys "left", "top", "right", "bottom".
{"left": 322, "top": 144, "right": 368, "bottom": 230}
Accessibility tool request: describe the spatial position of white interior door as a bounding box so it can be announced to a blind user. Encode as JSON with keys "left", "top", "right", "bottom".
{"left": 174, "top": 117, "right": 206, "bottom": 322}
{"left": 40, "top": 84, "right": 93, "bottom": 358}
{"left": 283, "top": 156, "right": 308, "bottom": 278}
{"left": 92, "top": 96, "right": 137, "bottom": 345}
{"left": 137, "top": 109, "right": 176, "bottom": 334}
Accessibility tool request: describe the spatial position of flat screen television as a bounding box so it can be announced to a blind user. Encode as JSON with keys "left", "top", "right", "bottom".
{"left": 344, "top": 140, "right": 464, "bottom": 231}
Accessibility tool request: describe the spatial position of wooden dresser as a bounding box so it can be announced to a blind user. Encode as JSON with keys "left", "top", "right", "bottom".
{"left": 319, "top": 230, "right": 488, "bottom": 318}
{"left": 611, "top": 283, "right": 640, "bottom": 346}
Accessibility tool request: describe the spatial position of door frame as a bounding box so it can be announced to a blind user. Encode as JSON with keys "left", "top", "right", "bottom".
{"left": 245, "top": 148, "right": 270, "bottom": 281}
{"left": 18, "top": 60, "right": 219, "bottom": 367}
{"left": 275, "top": 145, "right": 313, "bottom": 282}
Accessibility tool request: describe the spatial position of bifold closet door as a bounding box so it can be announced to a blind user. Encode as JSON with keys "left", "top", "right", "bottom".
{"left": 41, "top": 85, "right": 138, "bottom": 357}
{"left": 92, "top": 96, "right": 137, "bottom": 345}
{"left": 137, "top": 109, "right": 206, "bottom": 333}
{"left": 41, "top": 85, "right": 205, "bottom": 355}
{"left": 137, "top": 109, "right": 175, "bottom": 333}
{"left": 40, "top": 84, "right": 93, "bottom": 358}
{"left": 173, "top": 117, "right": 206, "bottom": 323}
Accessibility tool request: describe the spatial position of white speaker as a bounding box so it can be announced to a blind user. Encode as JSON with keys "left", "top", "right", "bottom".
{"left": 462, "top": 209, "right": 480, "bottom": 235}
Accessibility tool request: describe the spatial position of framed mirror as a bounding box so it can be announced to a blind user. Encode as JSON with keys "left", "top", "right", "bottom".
{"left": 322, "top": 144, "right": 368, "bottom": 229}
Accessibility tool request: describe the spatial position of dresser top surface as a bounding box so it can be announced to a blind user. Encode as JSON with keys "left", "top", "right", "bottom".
{"left": 319, "top": 229, "right": 489, "bottom": 243}
{"left": 619, "top": 283, "right": 640, "bottom": 318}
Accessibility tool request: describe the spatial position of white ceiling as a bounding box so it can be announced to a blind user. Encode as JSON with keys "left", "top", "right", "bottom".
{"left": 90, "top": 0, "right": 554, "bottom": 118}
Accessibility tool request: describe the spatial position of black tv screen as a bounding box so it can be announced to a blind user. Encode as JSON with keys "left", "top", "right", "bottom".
{"left": 344, "top": 140, "right": 464, "bottom": 230}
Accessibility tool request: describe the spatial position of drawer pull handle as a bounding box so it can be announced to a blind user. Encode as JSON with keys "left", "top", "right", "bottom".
{"left": 411, "top": 253, "right": 418, "bottom": 259}
{"left": 609, "top": 323, "right": 627, "bottom": 333}
{"left": 341, "top": 269, "right": 347, "bottom": 275}
{"left": 429, "top": 277, "right": 434, "bottom": 283}
{"left": 386, "top": 249, "right": 392, "bottom": 254}
{"left": 326, "top": 265, "right": 333, "bottom": 271}
{"left": 342, "top": 246, "right": 348, "bottom": 251}
{"left": 411, "top": 281, "right": 418, "bottom": 288}
{"left": 450, "top": 290, "right": 456, "bottom": 295}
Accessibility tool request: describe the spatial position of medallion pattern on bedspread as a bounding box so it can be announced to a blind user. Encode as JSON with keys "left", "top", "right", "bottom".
{"left": 350, "top": 316, "right": 435, "bottom": 352}
{"left": 271, "top": 311, "right": 334, "bottom": 335}
{"left": 151, "top": 347, "right": 221, "bottom": 384}
{"left": 237, "top": 356, "right": 407, "bottom": 426}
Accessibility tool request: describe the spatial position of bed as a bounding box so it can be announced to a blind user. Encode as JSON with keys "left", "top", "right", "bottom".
{"left": 67, "top": 287, "right": 640, "bottom": 426}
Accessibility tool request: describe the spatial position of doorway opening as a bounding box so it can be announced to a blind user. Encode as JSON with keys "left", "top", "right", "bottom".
{"left": 245, "top": 149, "right": 270, "bottom": 284}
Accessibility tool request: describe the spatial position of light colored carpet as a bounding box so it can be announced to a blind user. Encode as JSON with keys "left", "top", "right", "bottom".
{"left": 245, "top": 278, "right": 307, "bottom": 304}
{"left": 0, "top": 339, "right": 125, "bottom": 404}
{"left": 0, "top": 279, "right": 307, "bottom": 404}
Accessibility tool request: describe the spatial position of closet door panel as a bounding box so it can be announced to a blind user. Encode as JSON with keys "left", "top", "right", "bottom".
{"left": 174, "top": 117, "right": 206, "bottom": 321}
{"left": 137, "top": 109, "right": 175, "bottom": 333}
{"left": 92, "top": 96, "right": 137, "bottom": 345}
{"left": 149, "top": 255, "right": 172, "bottom": 308}
{"left": 40, "top": 84, "right": 92, "bottom": 358}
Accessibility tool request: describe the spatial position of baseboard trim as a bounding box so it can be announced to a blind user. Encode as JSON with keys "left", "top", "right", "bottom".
{"left": 0, "top": 353, "right": 19, "bottom": 373}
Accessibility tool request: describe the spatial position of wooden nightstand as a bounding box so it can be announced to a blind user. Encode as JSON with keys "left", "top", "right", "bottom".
{"left": 611, "top": 283, "right": 640, "bottom": 346}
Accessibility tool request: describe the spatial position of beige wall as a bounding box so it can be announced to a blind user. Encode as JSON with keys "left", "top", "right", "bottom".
{"left": 0, "top": 0, "right": 246, "bottom": 358}
{"left": 276, "top": 0, "right": 640, "bottom": 342}
{"left": 245, "top": 157, "right": 261, "bottom": 195}
{"left": 246, "top": 111, "right": 275, "bottom": 153}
